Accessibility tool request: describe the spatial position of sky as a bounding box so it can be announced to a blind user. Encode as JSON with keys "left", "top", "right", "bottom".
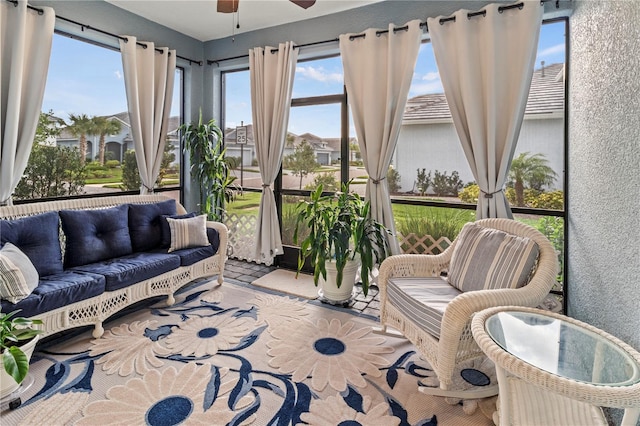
{"left": 42, "top": 20, "right": 565, "bottom": 138}
{"left": 41, "top": 36, "right": 181, "bottom": 121}
{"left": 225, "top": 20, "right": 566, "bottom": 138}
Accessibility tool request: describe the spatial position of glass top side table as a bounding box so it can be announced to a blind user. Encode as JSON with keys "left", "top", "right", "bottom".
{"left": 472, "top": 306, "right": 640, "bottom": 426}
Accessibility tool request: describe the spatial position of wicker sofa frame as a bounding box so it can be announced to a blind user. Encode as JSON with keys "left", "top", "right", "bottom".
{"left": 377, "top": 218, "right": 559, "bottom": 401}
{"left": 0, "top": 195, "right": 227, "bottom": 338}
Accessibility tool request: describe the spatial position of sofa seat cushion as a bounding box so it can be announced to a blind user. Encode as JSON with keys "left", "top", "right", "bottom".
{"left": 0, "top": 271, "right": 106, "bottom": 318}
{"left": 0, "top": 211, "right": 63, "bottom": 276}
{"left": 60, "top": 205, "right": 133, "bottom": 268}
{"left": 448, "top": 222, "right": 540, "bottom": 292}
{"left": 153, "top": 227, "right": 220, "bottom": 266}
{"left": 387, "top": 277, "right": 461, "bottom": 340}
{"left": 71, "top": 252, "right": 181, "bottom": 292}
{"left": 153, "top": 245, "right": 214, "bottom": 267}
{"left": 129, "top": 200, "right": 177, "bottom": 252}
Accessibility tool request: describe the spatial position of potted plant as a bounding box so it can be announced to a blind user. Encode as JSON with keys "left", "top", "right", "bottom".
{"left": 179, "top": 110, "right": 237, "bottom": 221}
{"left": 1, "top": 310, "right": 42, "bottom": 397}
{"left": 294, "top": 182, "right": 391, "bottom": 302}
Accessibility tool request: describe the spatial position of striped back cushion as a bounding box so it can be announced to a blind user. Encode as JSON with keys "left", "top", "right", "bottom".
{"left": 166, "top": 215, "right": 210, "bottom": 253}
{"left": 0, "top": 243, "right": 39, "bottom": 303}
{"left": 447, "top": 222, "right": 539, "bottom": 292}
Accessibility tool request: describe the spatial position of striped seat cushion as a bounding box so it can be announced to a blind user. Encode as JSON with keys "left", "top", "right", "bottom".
{"left": 387, "top": 277, "right": 461, "bottom": 339}
{"left": 448, "top": 222, "right": 539, "bottom": 292}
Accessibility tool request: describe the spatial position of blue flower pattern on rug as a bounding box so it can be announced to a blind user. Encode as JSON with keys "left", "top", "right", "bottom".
{"left": 10, "top": 281, "right": 495, "bottom": 425}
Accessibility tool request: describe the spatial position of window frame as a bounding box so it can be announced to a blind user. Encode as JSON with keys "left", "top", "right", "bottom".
{"left": 13, "top": 30, "right": 186, "bottom": 205}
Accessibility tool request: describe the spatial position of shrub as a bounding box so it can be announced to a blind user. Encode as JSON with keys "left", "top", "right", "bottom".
{"left": 459, "top": 183, "right": 479, "bottom": 204}
{"left": 305, "top": 172, "right": 338, "bottom": 192}
{"left": 121, "top": 150, "right": 141, "bottom": 191}
{"left": 225, "top": 156, "right": 241, "bottom": 170}
{"left": 85, "top": 162, "right": 105, "bottom": 171}
{"left": 105, "top": 160, "right": 120, "bottom": 169}
{"left": 14, "top": 145, "right": 86, "bottom": 200}
{"left": 506, "top": 188, "right": 564, "bottom": 210}
{"left": 536, "top": 216, "right": 564, "bottom": 285}
{"left": 432, "top": 170, "right": 463, "bottom": 196}
{"left": 416, "top": 168, "right": 431, "bottom": 196}
{"left": 529, "top": 190, "right": 564, "bottom": 210}
{"left": 387, "top": 166, "right": 401, "bottom": 194}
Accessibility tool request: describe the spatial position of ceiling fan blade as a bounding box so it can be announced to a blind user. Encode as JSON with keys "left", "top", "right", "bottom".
{"left": 217, "top": 0, "right": 239, "bottom": 13}
{"left": 290, "top": 0, "right": 316, "bottom": 9}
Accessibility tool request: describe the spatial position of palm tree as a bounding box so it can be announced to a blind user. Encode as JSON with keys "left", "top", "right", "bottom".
{"left": 508, "top": 152, "right": 558, "bottom": 207}
{"left": 92, "top": 116, "right": 122, "bottom": 165}
{"left": 66, "top": 114, "right": 95, "bottom": 166}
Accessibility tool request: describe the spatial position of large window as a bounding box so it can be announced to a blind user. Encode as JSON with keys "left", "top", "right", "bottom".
{"left": 222, "top": 55, "right": 350, "bottom": 265}
{"left": 391, "top": 19, "right": 567, "bottom": 308}
{"left": 222, "top": 19, "right": 568, "bottom": 308}
{"left": 13, "top": 32, "right": 183, "bottom": 203}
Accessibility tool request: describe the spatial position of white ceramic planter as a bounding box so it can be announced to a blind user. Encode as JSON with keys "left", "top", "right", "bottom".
{"left": 0, "top": 334, "right": 39, "bottom": 399}
{"left": 319, "top": 258, "right": 359, "bottom": 303}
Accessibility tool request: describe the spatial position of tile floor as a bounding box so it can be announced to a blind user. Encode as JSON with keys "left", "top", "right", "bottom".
{"left": 224, "top": 258, "right": 383, "bottom": 318}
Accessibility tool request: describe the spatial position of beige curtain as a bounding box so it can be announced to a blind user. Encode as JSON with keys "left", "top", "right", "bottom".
{"left": 428, "top": 1, "right": 543, "bottom": 219}
{"left": 119, "top": 36, "right": 176, "bottom": 194}
{"left": 250, "top": 42, "right": 298, "bottom": 263}
{"left": 0, "top": 1, "right": 55, "bottom": 205}
{"left": 340, "top": 20, "right": 422, "bottom": 254}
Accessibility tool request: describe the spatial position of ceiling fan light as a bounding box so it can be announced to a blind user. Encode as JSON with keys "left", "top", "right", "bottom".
{"left": 217, "top": 0, "right": 238, "bottom": 13}
{"left": 290, "top": 0, "right": 316, "bottom": 10}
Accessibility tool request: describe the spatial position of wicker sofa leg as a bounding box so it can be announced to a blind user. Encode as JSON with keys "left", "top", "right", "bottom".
{"left": 93, "top": 322, "right": 105, "bottom": 339}
{"left": 166, "top": 293, "right": 176, "bottom": 306}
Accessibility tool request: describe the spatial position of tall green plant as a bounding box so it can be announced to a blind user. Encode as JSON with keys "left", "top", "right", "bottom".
{"left": 180, "top": 111, "right": 236, "bottom": 221}
{"left": 294, "top": 183, "right": 390, "bottom": 296}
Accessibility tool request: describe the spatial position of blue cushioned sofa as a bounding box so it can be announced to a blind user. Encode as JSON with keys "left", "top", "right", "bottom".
{"left": 0, "top": 195, "right": 227, "bottom": 338}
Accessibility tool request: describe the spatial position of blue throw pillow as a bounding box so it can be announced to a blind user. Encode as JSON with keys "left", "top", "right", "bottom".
{"left": 60, "top": 204, "right": 133, "bottom": 268}
{"left": 0, "top": 211, "right": 63, "bottom": 276}
{"left": 159, "top": 212, "right": 196, "bottom": 248}
{"left": 128, "top": 200, "right": 177, "bottom": 252}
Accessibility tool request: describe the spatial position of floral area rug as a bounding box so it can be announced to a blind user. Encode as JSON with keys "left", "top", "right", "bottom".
{"left": 2, "top": 278, "right": 494, "bottom": 426}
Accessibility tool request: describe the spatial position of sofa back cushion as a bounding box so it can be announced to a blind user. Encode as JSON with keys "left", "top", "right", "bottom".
{"left": 128, "top": 200, "right": 177, "bottom": 252}
{"left": 0, "top": 211, "right": 63, "bottom": 276}
{"left": 448, "top": 222, "right": 539, "bottom": 292}
{"left": 60, "top": 204, "right": 133, "bottom": 267}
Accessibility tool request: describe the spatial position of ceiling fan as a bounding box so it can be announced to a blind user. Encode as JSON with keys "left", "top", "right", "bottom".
{"left": 217, "top": 0, "right": 316, "bottom": 13}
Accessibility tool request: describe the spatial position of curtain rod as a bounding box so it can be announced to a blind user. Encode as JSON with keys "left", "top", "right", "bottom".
{"left": 207, "top": 38, "right": 339, "bottom": 66}
{"left": 208, "top": 0, "right": 559, "bottom": 65}
{"left": 6, "top": 0, "right": 203, "bottom": 66}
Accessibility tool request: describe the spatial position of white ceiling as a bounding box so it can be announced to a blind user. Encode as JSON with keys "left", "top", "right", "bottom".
{"left": 106, "top": 0, "right": 384, "bottom": 42}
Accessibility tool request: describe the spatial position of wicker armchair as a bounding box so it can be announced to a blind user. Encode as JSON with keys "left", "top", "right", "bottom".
{"left": 377, "top": 218, "right": 559, "bottom": 402}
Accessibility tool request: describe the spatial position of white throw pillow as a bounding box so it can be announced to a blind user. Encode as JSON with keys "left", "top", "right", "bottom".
{"left": 166, "top": 215, "right": 210, "bottom": 253}
{"left": 0, "top": 243, "right": 40, "bottom": 303}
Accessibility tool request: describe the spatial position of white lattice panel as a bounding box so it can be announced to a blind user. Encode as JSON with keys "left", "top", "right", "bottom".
{"left": 224, "top": 213, "right": 274, "bottom": 266}
{"left": 398, "top": 233, "right": 452, "bottom": 255}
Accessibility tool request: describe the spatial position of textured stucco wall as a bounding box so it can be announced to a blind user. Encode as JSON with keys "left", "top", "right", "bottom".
{"left": 568, "top": 0, "right": 640, "bottom": 354}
